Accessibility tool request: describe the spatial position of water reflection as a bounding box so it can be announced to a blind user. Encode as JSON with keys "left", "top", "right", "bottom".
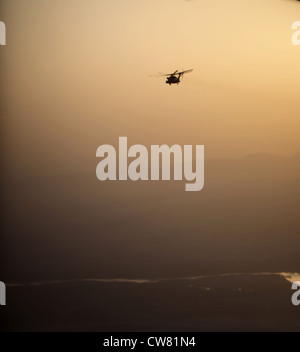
{"left": 280, "top": 272, "right": 300, "bottom": 283}
{"left": 7, "top": 272, "right": 300, "bottom": 287}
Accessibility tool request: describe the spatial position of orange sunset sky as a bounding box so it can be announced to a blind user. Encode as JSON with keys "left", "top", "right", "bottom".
{"left": 1, "top": 0, "right": 300, "bottom": 176}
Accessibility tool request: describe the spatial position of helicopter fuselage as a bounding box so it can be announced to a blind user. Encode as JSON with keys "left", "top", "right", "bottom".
{"left": 166, "top": 75, "right": 180, "bottom": 85}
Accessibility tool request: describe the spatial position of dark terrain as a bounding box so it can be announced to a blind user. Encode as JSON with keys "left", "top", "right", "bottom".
{"left": 1, "top": 154, "right": 300, "bottom": 331}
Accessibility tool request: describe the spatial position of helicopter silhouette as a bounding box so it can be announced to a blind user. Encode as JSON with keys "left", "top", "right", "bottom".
{"left": 153, "top": 69, "right": 194, "bottom": 85}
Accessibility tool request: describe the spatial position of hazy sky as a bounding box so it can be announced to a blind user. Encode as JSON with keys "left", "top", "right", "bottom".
{"left": 1, "top": 0, "right": 300, "bottom": 175}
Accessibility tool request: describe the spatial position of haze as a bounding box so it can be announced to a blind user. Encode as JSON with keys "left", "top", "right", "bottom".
{"left": 1, "top": 0, "right": 299, "bottom": 176}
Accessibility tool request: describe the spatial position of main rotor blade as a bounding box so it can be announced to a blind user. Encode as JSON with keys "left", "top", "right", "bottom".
{"left": 178, "top": 69, "right": 194, "bottom": 75}
{"left": 158, "top": 72, "right": 172, "bottom": 76}
{"left": 149, "top": 73, "right": 169, "bottom": 77}
{"left": 150, "top": 69, "right": 193, "bottom": 78}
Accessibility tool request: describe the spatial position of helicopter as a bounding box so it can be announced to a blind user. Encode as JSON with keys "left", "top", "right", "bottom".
{"left": 153, "top": 69, "right": 194, "bottom": 85}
